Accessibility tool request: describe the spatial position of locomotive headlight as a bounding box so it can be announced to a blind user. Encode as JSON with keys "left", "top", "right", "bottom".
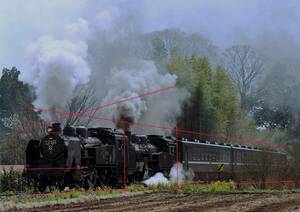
{"left": 47, "top": 126, "right": 53, "bottom": 133}
{"left": 40, "top": 135, "right": 65, "bottom": 161}
{"left": 44, "top": 138, "right": 57, "bottom": 153}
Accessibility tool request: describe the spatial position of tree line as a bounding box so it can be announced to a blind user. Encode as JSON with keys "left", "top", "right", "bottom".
{"left": 0, "top": 28, "right": 299, "bottom": 165}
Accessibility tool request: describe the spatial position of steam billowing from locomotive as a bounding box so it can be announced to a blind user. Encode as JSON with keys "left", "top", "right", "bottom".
{"left": 21, "top": 6, "right": 187, "bottom": 131}
{"left": 113, "top": 104, "right": 135, "bottom": 131}
{"left": 103, "top": 60, "right": 180, "bottom": 131}
{"left": 23, "top": 18, "right": 91, "bottom": 114}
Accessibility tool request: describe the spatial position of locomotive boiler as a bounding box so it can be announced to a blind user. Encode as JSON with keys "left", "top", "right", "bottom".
{"left": 25, "top": 123, "right": 287, "bottom": 191}
{"left": 25, "top": 123, "right": 175, "bottom": 191}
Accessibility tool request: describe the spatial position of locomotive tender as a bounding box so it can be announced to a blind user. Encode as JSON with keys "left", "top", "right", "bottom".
{"left": 25, "top": 123, "right": 286, "bottom": 191}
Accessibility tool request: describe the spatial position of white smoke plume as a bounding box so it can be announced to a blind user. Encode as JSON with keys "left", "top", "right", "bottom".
{"left": 101, "top": 59, "right": 180, "bottom": 131}
{"left": 143, "top": 162, "right": 194, "bottom": 186}
{"left": 86, "top": 7, "right": 188, "bottom": 131}
{"left": 22, "top": 18, "right": 90, "bottom": 117}
{"left": 20, "top": 4, "right": 188, "bottom": 128}
{"left": 169, "top": 162, "right": 195, "bottom": 184}
{"left": 143, "top": 172, "right": 169, "bottom": 186}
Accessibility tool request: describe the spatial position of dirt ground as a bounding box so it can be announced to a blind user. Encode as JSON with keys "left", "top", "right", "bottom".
{"left": 7, "top": 190, "right": 300, "bottom": 212}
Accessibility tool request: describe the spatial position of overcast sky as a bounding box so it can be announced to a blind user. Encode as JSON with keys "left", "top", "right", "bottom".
{"left": 1, "top": 0, "right": 300, "bottom": 71}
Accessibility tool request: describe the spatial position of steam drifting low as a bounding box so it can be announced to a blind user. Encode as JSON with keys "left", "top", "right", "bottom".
{"left": 143, "top": 163, "right": 195, "bottom": 186}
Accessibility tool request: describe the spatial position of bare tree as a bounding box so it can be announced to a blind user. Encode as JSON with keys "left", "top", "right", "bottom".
{"left": 223, "top": 45, "right": 263, "bottom": 111}
{"left": 0, "top": 108, "right": 46, "bottom": 164}
{"left": 1, "top": 107, "right": 46, "bottom": 140}
{"left": 65, "top": 85, "right": 98, "bottom": 127}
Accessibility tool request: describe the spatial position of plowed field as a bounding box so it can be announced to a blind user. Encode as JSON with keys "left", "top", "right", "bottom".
{"left": 7, "top": 191, "right": 300, "bottom": 212}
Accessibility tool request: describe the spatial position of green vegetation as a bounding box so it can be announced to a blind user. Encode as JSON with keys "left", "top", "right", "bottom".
{"left": 0, "top": 67, "right": 43, "bottom": 164}
{"left": 144, "top": 180, "right": 300, "bottom": 194}
{"left": 168, "top": 55, "right": 238, "bottom": 136}
{"left": 0, "top": 168, "right": 27, "bottom": 193}
{"left": 1, "top": 29, "right": 299, "bottom": 164}
{"left": 0, "top": 28, "right": 299, "bottom": 191}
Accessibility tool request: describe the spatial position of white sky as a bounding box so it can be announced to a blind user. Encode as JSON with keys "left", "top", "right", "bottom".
{"left": 1, "top": 0, "right": 300, "bottom": 72}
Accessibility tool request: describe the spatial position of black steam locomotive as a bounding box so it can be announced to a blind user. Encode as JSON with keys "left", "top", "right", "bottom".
{"left": 25, "top": 123, "right": 287, "bottom": 191}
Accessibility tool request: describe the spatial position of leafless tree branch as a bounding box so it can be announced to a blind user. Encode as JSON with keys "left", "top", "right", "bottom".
{"left": 223, "top": 45, "right": 264, "bottom": 111}
{"left": 65, "top": 85, "right": 98, "bottom": 127}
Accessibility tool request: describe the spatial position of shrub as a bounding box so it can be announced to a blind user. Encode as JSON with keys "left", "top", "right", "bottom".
{"left": 0, "top": 167, "right": 27, "bottom": 193}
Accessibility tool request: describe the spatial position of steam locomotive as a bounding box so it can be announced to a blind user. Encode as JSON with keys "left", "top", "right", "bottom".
{"left": 25, "top": 123, "right": 287, "bottom": 191}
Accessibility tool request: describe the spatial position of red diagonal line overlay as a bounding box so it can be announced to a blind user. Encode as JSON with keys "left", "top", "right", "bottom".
{"left": 18, "top": 115, "right": 70, "bottom": 134}
{"left": 34, "top": 84, "right": 176, "bottom": 116}
{"left": 122, "top": 132, "right": 127, "bottom": 190}
{"left": 21, "top": 111, "right": 288, "bottom": 150}
{"left": 21, "top": 84, "right": 288, "bottom": 149}
{"left": 40, "top": 110, "right": 285, "bottom": 149}
{"left": 18, "top": 167, "right": 79, "bottom": 171}
{"left": 20, "top": 84, "right": 176, "bottom": 134}
{"left": 176, "top": 127, "right": 179, "bottom": 188}
{"left": 0, "top": 180, "right": 296, "bottom": 197}
{"left": 56, "top": 113, "right": 287, "bottom": 149}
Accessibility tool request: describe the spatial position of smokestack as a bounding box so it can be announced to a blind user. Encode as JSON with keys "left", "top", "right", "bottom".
{"left": 51, "top": 122, "right": 62, "bottom": 134}
{"left": 113, "top": 104, "right": 134, "bottom": 132}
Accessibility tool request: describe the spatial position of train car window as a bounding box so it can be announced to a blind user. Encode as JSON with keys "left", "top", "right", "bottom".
{"left": 241, "top": 151, "right": 244, "bottom": 162}
{"left": 221, "top": 150, "right": 224, "bottom": 161}
{"left": 222, "top": 150, "right": 225, "bottom": 162}
{"left": 241, "top": 151, "right": 243, "bottom": 162}
{"left": 238, "top": 151, "right": 241, "bottom": 162}
{"left": 223, "top": 150, "right": 226, "bottom": 162}
{"left": 212, "top": 152, "right": 217, "bottom": 161}
{"left": 234, "top": 151, "right": 237, "bottom": 162}
{"left": 227, "top": 149, "right": 231, "bottom": 162}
